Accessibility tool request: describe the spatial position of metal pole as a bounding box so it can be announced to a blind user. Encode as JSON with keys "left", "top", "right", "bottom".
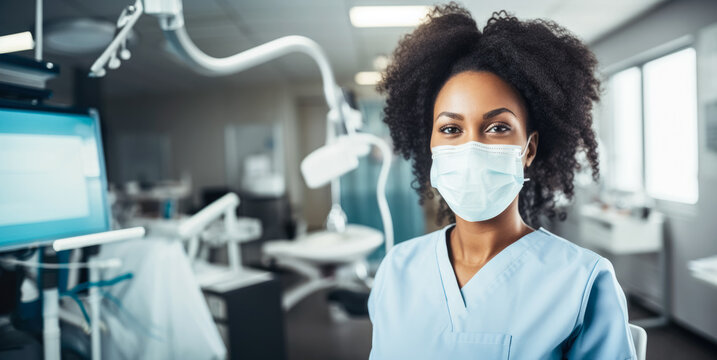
{"left": 35, "top": 0, "right": 42, "bottom": 61}
{"left": 89, "top": 260, "right": 101, "bottom": 360}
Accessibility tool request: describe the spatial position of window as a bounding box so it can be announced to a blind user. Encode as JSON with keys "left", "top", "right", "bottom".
{"left": 643, "top": 48, "right": 698, "bottom": 204}
{"left": 607, "top": 47, "right": 698, "bottom": 204}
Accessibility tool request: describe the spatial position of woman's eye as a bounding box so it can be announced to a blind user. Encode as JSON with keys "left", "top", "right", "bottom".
{"left": 439, "top": 126, "right": 461, "bottom": 134}
{"left": 487, "top": 124, "right": 510, "bottom": 133}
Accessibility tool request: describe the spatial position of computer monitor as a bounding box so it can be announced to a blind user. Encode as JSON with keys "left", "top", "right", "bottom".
{"left": 0, "top": 102, "right": 110, "bottom": 252}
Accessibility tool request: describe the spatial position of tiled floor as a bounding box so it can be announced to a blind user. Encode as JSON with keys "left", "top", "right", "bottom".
{"left": 284, "top": 289, "right": 717, "bottom": 360}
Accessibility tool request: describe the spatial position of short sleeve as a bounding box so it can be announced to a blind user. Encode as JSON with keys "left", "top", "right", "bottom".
{"left": 565, "top": 257, "right": 637, "bottom": 360}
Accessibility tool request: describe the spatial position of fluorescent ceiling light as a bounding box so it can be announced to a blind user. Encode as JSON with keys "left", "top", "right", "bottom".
{"left": 0, "top": 31, "right": 34, "bottom": 54}
{"left": 349, "top": 6, "right": 432, "bottom": 28}
{"left": 355, "top": 71, "right": 382, "bottom": 86}
{"left": 373, "top": 55, "right": 390, "bottom": 71}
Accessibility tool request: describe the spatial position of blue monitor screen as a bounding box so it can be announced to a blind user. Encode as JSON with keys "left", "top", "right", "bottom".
{"left": 0, "top": 106, "right": 110, "bottom": 252}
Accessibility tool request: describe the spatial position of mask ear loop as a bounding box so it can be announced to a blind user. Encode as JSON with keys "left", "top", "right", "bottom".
{"left": 520, "top": 133, "right": 534, "bottom": 182}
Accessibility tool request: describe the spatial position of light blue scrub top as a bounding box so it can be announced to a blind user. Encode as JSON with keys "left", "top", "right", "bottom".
{"left": 368, "top": 225, "right": 636, "bottom": 359}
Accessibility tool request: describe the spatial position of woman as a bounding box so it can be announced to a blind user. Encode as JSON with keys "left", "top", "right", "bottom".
{"left": 369, "top": 3, "right": 636, "bottom": 359}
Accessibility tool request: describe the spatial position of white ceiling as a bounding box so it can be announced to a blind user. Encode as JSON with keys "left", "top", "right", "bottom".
{"left": 0, "top": 0, "right": 667, "bottom": 97}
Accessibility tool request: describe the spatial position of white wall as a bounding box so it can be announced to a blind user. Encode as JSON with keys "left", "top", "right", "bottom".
{"left": 294, "top": 95, "right": 332, "bottom": 229}
{"left": 102, "top": 81, "right": 356, "bottom": 229}
{"left": 103, "top": 85, "right": 304, "bottom": 208}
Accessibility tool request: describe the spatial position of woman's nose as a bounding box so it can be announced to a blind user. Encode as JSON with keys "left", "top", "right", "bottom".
{"left": 465, "top": 128, "right": 482, "bottom": 143}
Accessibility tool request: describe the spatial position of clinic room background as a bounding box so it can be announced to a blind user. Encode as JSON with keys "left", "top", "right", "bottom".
{"left": 0, "top": 0, "right": 716, "bottom": 359}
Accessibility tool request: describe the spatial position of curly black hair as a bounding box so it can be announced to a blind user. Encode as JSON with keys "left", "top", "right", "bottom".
{"left": 377, "top": 2, "right": 601, "bottom": 226}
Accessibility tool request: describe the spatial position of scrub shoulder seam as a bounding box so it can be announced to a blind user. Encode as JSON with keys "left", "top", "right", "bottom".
{"left": 572, "top": 257, "right": 603, "bottom": 330}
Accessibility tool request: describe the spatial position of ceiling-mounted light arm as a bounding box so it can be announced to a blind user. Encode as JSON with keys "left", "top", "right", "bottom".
{"left": 142, "top": 0, "right": 345, "bottom": 122}
{"left": 91, "top": 0, "right": 358, "bottom": 129}
{"left": 89, "top": 0, "right": 143, "bottom": 77}
{"left": 162, "top": 26, "right": 344, "bottom": 121}
{"left": 145, "top": 0, "right": 356, "bottom": 129}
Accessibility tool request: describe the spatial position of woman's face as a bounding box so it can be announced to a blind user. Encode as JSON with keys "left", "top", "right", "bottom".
{"left": 431, "top": 71, "right": 537, "bottom": 167}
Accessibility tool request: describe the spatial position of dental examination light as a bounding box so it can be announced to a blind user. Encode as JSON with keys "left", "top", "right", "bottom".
{"left": 301, "top": 133, "right": 395, "bottom": 253}
{"left": 91, "top": 1, "right": 394, "bottom": 265}
{"left": 266, "top": 134, "right": 393, "bottom": 309}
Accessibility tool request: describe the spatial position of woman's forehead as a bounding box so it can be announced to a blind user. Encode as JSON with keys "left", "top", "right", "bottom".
{"left": 433, "top": 71, "right": 527, "bottom": 122}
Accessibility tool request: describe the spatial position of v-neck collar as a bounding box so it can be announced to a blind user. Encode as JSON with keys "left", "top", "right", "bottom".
{"left": 435, "top": 224, "right": 544, "bottom": 330}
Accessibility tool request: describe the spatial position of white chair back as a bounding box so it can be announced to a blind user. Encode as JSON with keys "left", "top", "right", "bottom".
{"left": 629, "top": 323, "right": 647, "bottom": 360}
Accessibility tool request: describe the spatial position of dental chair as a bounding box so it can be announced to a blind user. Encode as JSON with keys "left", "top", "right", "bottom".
{"left": 630, "top": 323, "right": 647, "bottom": 360}
{"left": 263, "top": 132, "right": 394, "bottom": 311}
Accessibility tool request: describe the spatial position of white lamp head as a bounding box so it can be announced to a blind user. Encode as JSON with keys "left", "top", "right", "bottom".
{"left": 301, "top": 136, "right": 361, "bottom": 189}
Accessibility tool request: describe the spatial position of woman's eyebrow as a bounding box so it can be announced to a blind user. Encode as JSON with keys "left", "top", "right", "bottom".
{"left": 435, "top": 111, "right": 464, "bottom": 121}
{"left": 435, "top": 108, "right": 517, "bottom": 121}
{"left": 483, "top": 107, "right": 517, "bottom": 120}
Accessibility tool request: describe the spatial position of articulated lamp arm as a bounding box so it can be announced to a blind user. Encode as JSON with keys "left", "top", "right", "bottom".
{"left": 162, "top": 28, "right": 344, "bottom": 115}
{"left": 90, "top": 0, "right": 350, "bottom": 127}
{"left": 351, "top": 133, "right": 394, "bottom": 253}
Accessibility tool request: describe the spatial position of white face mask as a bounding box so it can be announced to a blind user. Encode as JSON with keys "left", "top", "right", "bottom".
{"left": 429, "top": 135, "right": 532, "bottom": 222}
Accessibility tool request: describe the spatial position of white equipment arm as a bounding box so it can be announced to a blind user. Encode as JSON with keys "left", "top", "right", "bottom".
{"left": 90, "top": 0, "right": 347, "bottom": 126}
{"left": 43, "top": 227, "right": 145, "bottom": 360}
{"left": 53, "top": 227, "right": 146, "bottom": 252}
{"left": 178, "top": 192, "right": 239, "bottom": 239}
{"left": 178, "top": 192, "right": 244, "bottom": 271}
{"left": 346, "top": 133, "right": 394, "bottom": 253}
{"left": 163, "top": 28, "right": 343, "bottom": 113}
